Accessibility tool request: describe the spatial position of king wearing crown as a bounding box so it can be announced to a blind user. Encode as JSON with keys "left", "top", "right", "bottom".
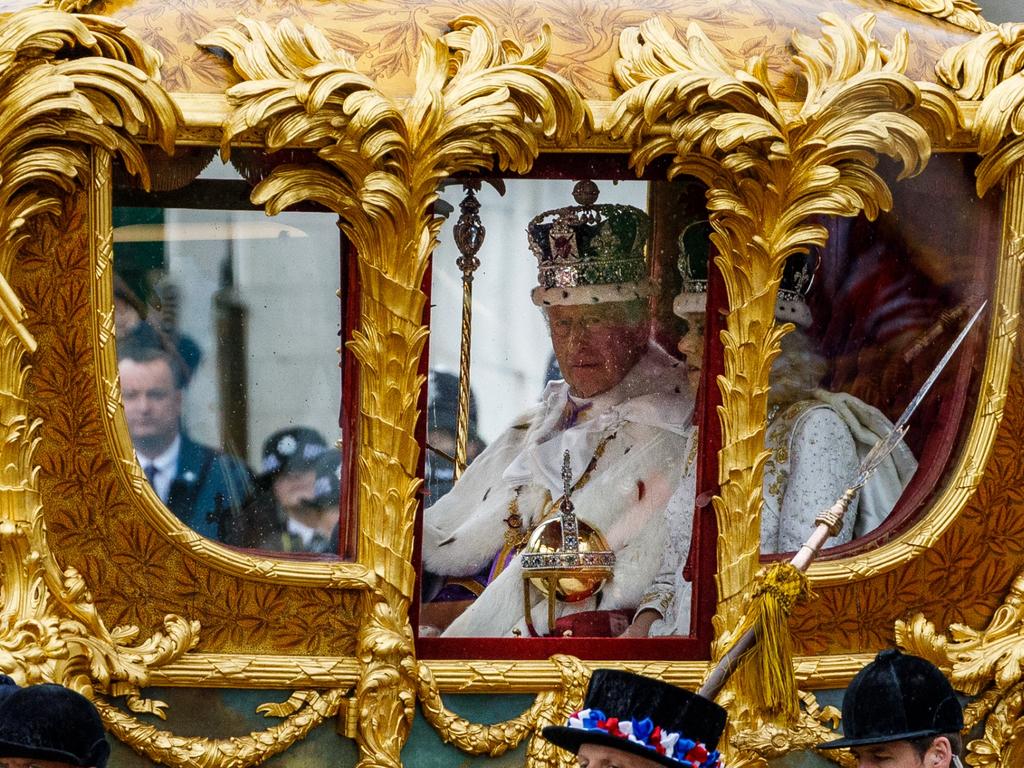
{"left": 420, "top": 182, "right": 694, "bottom": 638}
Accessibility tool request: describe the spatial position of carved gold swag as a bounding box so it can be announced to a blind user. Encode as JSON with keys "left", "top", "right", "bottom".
{"left": 1, "top": 4, "right": 1024, "bottom": 768}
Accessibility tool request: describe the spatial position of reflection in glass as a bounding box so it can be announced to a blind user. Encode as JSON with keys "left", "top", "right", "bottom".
{"left": 113, "top": 160, "right": 345, "bottom": 557}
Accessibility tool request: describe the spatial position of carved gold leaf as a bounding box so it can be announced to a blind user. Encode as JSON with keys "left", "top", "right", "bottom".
{"left": 200, "top": 16, "right": 585, "bottom": 766}
{"left": 887, "top": 0, "right": 995, "bottom": 35}
{"left": 0, "top": 1, "right": 189, "bottom": 692}
{"left": 607, "top": 12, "right": 956, "bottom": 760}
{"left": 608, "top": 10, "right": 955, "bottom": 629}
{"left": 416, "top": 653, "right": 588, "bottom": 764}
{"left": 96, "top": 688, "right": 347, "bottom": 767}
{"left": 732, "top": 690, "right": 853, "bottom": 768}
{"left": 937, "top": 23, "right": 1024, "bottom": 194}
{"left": 897, "top": 569, "right": 1024, "bottom": 698}
{"left": 0, "top": 9, "right": 175, "bottom": 354}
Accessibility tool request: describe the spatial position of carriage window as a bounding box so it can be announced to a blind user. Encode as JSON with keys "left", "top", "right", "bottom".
{"left": 414, "top": 153, "right": 998, "bottom": 658}
{"left": 794, "top": 153, "right": 998, "bottom": 558}
{"left": 112, "top": 156, "right": 350, "bottom": 559}
{"left": 417, "top": 172, "right": 714, "bottom": 657}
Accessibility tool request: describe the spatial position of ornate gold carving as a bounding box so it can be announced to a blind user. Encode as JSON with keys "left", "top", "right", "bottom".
{"left": 145, "top": 654, "right": 361, "bottom": 688}
{"left": 939, "top": 24, "right": 1024, "bottom": 195}
{"left": 199, "top": 15, "right": 585, "bottom": 765}
{"left": 0, "top": 4, "right": 185, "bottom": 686}
{"left": 0, "top": 0, "right": 220, "bottom": 734}
{"left": 96, "top": 689, "right": 347, "bottom": 767}
{"left": 887, "top": 0, "right": 995, "bottom": 34}
{"left": 896, "top": 568, "right": 1024, "bottom": 767}
{"left": 0, "top": 10, "right": 364, "bottom": 766}
{"left": 416, "top": 654, "right": 588, "bottom": 765}
{"left": 732, "top": 691, "right": 853, "bottom": 768}
{"left": 607, "top": 13, "right": 957, "bottom": 761}
{"left": 607, "top": 10, "right": 955, "bottom": 636}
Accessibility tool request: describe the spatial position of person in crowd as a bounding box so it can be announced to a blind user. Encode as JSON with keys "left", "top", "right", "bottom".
{"left": 542, "top": 669, "right": 726, "bottom": 768}
{"left": 424, "top": 370, "right": 485, "bottom": 506}
{"left": 229, "top": 427, "right": 331, "bottom": 552}
{"left": 626, "top": 221, "right": 917, "bottom": 637}
{"left": 114, "top": 274, "right": 202, "bottom": 387}
{"left": 118, "top": 339, "right": 253, "bottom": 539}
{"left": 276, "top": 447, "right": 342, "bottom": 554}
{"left": 819, "top": 649, "right": 965, "bottom": 768}
{"left": 0, "top": 682, "right": 110, "bottom": 768}
{"left": 420, "top": 371, "right": 488, "bottom": 617}
{"left": 420, "top": 182, "right": 694, "bottom": 637}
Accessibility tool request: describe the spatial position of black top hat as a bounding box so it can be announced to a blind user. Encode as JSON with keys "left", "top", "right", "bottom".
{"left": 542, "top": 670, "right": 726, "bottom": 768}
{"left": 258, "top": 427, "right": 328, "bottom": 481}
{"left": 0, "top": 683, "right": 110, "bottom": 767}
{"left": 819, "top": 649, "right": 963, "bottom": 750}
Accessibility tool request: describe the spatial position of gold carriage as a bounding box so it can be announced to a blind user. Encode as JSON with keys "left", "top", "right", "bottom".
{"left": 1, "top": 0, "right": 1024, "bottom": 766}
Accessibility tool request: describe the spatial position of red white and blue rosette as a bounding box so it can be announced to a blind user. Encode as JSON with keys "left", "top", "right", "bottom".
{"left": 567, "top": 709, "right": 723, "bottom": 768}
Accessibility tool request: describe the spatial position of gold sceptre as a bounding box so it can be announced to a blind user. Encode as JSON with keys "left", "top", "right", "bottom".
{"left": 699, "top": 303, "right": 987, "bottom": 719}
{"left": 451, "top": 181, "right": 485, "bottom": 479}
{"left": 520, "top": 451, "right": 616, "bottom": 637}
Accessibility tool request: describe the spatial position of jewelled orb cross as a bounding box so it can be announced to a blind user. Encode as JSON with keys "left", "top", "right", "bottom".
{"left": 520, "top": 450, "right": 616, "bottom": 631}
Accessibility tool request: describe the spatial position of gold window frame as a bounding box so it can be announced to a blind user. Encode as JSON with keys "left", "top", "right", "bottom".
{"left": 4, "top": 4, "right": 1024, "bottom": 767}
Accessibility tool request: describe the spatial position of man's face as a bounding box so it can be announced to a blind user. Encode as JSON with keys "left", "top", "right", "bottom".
{"left": 851, "top": 738, "right": 950, "bottom": 768}
{"left": 576, "top": 743, "right": 665, "bottom": 768}
{"left": 119, "top": 357, "right": 182, "bottom": 456}
{"left": 546, "top": 302, "right": 649, "bottom": 399}
{"left": 273, "top": 469, "right": 318, "bottom": 516}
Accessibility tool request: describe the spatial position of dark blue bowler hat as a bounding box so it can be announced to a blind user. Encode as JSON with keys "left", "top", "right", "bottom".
{"left": 820, "top": 648, "right": 963, "bottom": 750}
{"left": 0, "top": 683, "right": 110, "bottom": 767}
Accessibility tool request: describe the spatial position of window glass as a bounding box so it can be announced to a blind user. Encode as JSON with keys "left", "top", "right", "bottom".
{"left": 113, "top": 158, "right": 348, "bottom": 558}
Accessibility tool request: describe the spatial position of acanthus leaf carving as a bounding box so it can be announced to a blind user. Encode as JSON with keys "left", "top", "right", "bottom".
{"left": 607, "top": 11, "right": 956, "bottom": 760}
{"left": 200, "top": 16, "right": 586, "bottom": 767}
{"left": 0, "top": 3, "right": 196, "bottom": 712}
{"left": 937, "top": 24, "right": 1024, "bottom": 194}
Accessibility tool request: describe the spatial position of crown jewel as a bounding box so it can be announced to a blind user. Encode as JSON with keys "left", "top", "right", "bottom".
{"left": 527, "top": 181, "right": 653, "bottom": 306}
{"left": 673, "top": 218, "right": 816, "bottom": 327}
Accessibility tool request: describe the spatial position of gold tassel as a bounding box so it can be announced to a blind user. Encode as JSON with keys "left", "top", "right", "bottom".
{"left": 733, "top": 562, "right": 815, "bottom": 724}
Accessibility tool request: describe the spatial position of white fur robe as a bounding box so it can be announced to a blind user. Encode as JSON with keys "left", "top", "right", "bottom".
{"left": 422, "top": 346, "right": 693, "bottom": 637}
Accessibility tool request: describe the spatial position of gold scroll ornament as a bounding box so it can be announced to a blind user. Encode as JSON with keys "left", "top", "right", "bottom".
{"left": 198, "top": 15, "right": 586, "bottom": 766}
{"left": 605, "top": 11, "right": 956, "bottom": 763}
{"left": 0, "top": 8, "right": 370, "bottom": 767}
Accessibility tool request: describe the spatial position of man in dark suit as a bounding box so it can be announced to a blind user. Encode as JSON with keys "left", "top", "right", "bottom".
{"left": 118, "top": 342, "right": 253, "bottom": 540}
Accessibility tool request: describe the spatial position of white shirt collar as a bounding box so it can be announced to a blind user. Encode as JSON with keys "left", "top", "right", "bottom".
{"left": 286, "top": 516, "right": 319, "bottom": 548}
{"left": 137, "top": 434, "right": 181, "bottom": 504}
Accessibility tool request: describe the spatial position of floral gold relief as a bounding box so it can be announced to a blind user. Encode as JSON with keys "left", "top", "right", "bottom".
{"left": 198, "top": 16, "right": 585, "bottom": 765}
